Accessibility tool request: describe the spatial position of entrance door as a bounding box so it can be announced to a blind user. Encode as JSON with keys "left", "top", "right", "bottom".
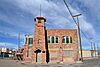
{"left": 37, "top": 53, "right": 41, "bottom": 63}
{"left": 35, "top": 49, "right": 42, "bottom": 64}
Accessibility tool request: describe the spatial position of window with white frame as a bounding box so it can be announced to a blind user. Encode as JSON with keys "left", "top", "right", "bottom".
{"left": 48, "top": 36, "right": 50, "bottom": 43}
{"left": 25, "top": 38, "right": 27, "bottom": 44}
{"left": 48, "top": 36, "right": 59, "bottom": 44}
{"left": 28, "top": 38, "right": 33, "bottom": 44}
{"left": 62, "top": 36, "right": 72, "bottom": 44}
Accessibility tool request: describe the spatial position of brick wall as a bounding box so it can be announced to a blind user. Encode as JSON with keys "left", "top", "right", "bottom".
{"left": 47, "top": 29, "right": 78, "bottom": 63}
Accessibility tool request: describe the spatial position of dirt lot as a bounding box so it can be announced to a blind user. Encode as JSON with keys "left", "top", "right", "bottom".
{"left": 0, "top": 57, "right": 99, "bottom": 67}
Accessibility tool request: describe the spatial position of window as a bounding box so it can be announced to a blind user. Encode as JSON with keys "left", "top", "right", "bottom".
{"left": 48, "top": 36, "right": 50, "bottom": 43}
{"left": 62, "top": 36, "right": 72, "bottom": 44}
{"left": 66, "top": 36, "right": 69, "bottom": 43}
{"left": 25, "top": 38, "right": 27, "bottom": 44}
{"left": 48, "top": 36, "right": 59, "bottom": 44}
{"left": 38, "top": 19, "right": 41, "bottom": 23}
{"left": 55, "top": 36, "right": 58, "bottom": 43}
{"left": 70, "top": 37, "right": 72, "bottom": 43}
{"left": 52, "top": 36, "right": 54, "bottom": 43}
{"left": 62, "top": 36, "right": 65, "bottom": 43}
{"left": 28, "top": 38, "right": 33, "bottom": 44}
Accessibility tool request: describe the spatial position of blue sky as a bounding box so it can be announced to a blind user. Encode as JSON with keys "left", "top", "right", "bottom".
{"left": 0, "top": 0, "right": 100, "bottom": 50}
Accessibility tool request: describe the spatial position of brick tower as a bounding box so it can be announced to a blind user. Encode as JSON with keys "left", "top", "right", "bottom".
{"left": 32, "top": 16, "right": 46, "bottom": 64}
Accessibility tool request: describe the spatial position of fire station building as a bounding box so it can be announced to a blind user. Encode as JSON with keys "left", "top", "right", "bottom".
{"left": 23, "top": 16, "right": 78, "bottom": 64}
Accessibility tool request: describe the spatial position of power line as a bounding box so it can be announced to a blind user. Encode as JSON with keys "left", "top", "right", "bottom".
{"left": 63, "top": 0, "right": 77, "bottom": 24}
{"left": 63, "top": 0, "right": 89, "bottom": 40}
{"left": 47, "top": 0, "right": 89, "bottom": 40}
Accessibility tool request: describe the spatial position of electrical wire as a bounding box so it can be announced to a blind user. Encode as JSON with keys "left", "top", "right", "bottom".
{"left": 63, "top": 0, "right": 90, "bottom": 41}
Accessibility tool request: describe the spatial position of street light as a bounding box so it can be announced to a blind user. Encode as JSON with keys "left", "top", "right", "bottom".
{"left": 72, "top": 14, "right": 83, "bottom": 61}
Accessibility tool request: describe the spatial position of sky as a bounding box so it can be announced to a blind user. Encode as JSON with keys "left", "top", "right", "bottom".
{"left": 0, "top": 0, "right": 100, "bottom": 50}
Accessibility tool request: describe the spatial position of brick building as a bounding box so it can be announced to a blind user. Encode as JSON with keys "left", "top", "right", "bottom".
{"left": 23, "top": 35, "right": 33, "bottom": 61}
{"left": 23, "top": 16, "right": 78, "bottom": 64}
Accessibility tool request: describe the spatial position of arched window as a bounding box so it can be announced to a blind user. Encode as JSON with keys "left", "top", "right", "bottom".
{"left": 29, "top": 38, "right": 33, "bottom": 44}
{"left": 55, "top": 36, "right": 58, "bottom": 43}
{"left": 38, "top": 19, "right": 41, "bottom": 23}
{"left": 62, "top": 36, "right": 72, "bottom": 44}
{"left": 52, "top": 36, "right": 54, "bottom": 43}
{"left": 25, "top": 38, "right": 27, "bottom": 44}
{"left": 48, "top": 36, "right": 50, "bottom": 43}
{"left": 62, "top": 36, "right": 66, "bottom": 43}
{"left": 47, "top": 36, "right": 59, "bottom": 44}
{"left": 70, "top": 37, "right": 72, "bottom": 43}
{"left": 66, "top": 36, "right": 69, "bottom": 43}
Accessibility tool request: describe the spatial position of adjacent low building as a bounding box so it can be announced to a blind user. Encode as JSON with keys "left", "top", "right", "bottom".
{"left": 0, "top": 48, "right": 15, "bottom": 58}
{"left": 79, "top": 49, "right": 98, "bottom": 58}
{"left": 23, "top": 35, "right": 33, "bottom": 59}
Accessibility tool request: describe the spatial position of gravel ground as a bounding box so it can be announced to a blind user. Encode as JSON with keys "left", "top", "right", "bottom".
{"left": 0, "top": 57, "right": 99, "bottom": 67}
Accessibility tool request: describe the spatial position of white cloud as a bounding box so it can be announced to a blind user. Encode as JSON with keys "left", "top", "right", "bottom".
{"left": 0, "top": 0, "right": 96, "bottom": 29}
{"left": 1, "top": 0, "right": 95, "bottom": 36}
{"left": 0, "top": 30, "right": 25, "bottom": 40}
{"left": 0, "top": 0, "right": 98, "bottom": 48}
{"left": 66, "top": 0, "right": 100, "bottom": 47}
{"left": 78, "top": 0, "right": 100, "bottom": 20}
{"left": 79, "top": 16, "right": 95, "bottom": 36}
{"left": 0, "top": 42, "right": 18, "bottom": 49}
{"left": 64, "top": 1, "right": 96, "bottom": 37}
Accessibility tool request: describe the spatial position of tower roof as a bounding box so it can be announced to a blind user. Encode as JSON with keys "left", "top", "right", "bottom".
{"left": 34, "top": 16, "right": 46, "bottom": 22}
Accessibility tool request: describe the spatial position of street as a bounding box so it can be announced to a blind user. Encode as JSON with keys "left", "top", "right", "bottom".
{"left": 0, "top": 57, "right": 99, "bottom": 67}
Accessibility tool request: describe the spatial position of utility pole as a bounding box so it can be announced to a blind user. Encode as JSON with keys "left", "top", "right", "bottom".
{"left": 72, "top": 14, "right": 83, "bottom": 61}
{"left": 63, "top": 0, "right": 83, "bottom": 61}
{"left": 97, "top": 43, "right": 99, "bottom": 57}
{"left": 18, "top": 33, "right": 20, "bottom": 53}
{"left": 90, "top": 38, "right": 93, "bottom": 57}
{"left": 94, "top": 43, "right": 96, "bottom": 57}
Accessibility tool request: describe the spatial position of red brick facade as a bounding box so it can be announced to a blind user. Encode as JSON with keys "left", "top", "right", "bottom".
{"left": 23, "top": 16, "right": 78, "bottom": 64}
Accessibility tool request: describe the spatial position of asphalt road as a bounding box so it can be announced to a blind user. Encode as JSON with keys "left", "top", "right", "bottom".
{"left": 0, "top": 57, "right": 99, "bottom": 67}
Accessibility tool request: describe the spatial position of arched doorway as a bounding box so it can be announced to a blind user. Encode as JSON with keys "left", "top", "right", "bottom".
{"left": 35, "top": 49, "right": 42, "bottom": 63}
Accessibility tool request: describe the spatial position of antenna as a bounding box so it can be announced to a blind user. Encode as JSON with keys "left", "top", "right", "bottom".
{"left": 40, "top": 4, "right": 41, "bottom": 16}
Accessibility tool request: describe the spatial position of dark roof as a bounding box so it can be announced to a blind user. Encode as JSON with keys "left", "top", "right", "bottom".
{"left": 34, "top": 16, "right": 46, "bottom": 22}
